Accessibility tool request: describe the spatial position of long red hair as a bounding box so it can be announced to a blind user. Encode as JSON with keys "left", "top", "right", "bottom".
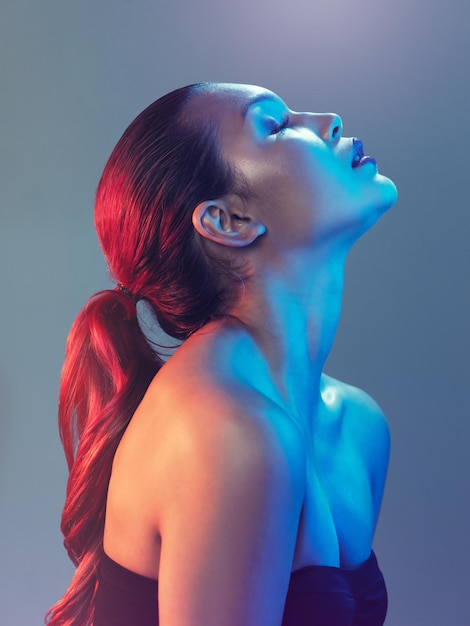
{"left": 46, "top": 84, "right": 248, "bottom": 625}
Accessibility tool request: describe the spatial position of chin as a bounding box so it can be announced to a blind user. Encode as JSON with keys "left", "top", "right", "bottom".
{"left": 372, "top": 173, "right": 398, "bottom": 213}
{"left": 344, "top": 176, "right": 398, "bottom": 243}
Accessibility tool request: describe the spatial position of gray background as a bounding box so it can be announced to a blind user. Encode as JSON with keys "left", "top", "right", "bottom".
{"left": 1, "top": 0, "right": 468, "bottom": 624}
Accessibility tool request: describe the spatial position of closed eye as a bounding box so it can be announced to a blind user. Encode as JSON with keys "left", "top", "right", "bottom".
{"left": 269, "top": 114, "right": 290, "bottom": 135}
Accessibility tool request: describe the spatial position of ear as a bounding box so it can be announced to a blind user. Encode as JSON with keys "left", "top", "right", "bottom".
{"left": 192, "top": 196, "right": 266, "bottom": 248}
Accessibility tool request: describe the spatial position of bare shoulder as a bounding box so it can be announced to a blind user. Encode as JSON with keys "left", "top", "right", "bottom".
{"left": 130, "top": 332, "right": 306, "bottom": 506}
{"left": 147, "top": 331, "right": 307, "bottom": 480}
{"left": 153, "top": 360, "right": 306, "bottom": 515}
{"left": 138, "top": 357, "right": 305, "bottom": 625}
{"left": 320, "top": 374, "right": 390, "bottom": 514}
{"left": 320, "top": 373, "right": 390, "bottom": 444}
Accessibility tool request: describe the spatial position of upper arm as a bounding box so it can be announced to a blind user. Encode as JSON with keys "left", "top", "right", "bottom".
{"left": 156, "top": 395, "right": 304, "bottom": 626}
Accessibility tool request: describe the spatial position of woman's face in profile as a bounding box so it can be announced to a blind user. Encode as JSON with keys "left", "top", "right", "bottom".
{"left": 190, "top": 83, "right": 398, "bottom": 248}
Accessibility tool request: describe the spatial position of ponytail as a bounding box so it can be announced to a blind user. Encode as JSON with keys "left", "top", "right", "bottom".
{"left": 46, "top": 290, "right": 160, "bottom": 625}
{"left": 47, "top": 82, "right": 249, "bottom": 624}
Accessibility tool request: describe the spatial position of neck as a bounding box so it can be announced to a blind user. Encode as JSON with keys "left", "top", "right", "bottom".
{"left": 227, "top": 244, "right": 347, "bottom": 428}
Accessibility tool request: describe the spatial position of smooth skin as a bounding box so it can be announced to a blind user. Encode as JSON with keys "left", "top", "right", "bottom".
{"left": 103, "top": 84, "right": 397, "bottom": 626}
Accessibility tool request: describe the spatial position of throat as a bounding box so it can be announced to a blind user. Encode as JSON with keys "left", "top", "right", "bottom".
{"left": 228, "top": 265, "right": 345, "bottom": 428}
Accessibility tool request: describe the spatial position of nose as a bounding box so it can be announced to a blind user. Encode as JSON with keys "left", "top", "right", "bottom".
{"left": 323, "top": 113, "right": 343, "bottom": 142}
{"left": 304, "top": 112, "right": 343, "bottom": 143}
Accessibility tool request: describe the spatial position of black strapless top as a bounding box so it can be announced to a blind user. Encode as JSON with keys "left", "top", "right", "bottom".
{"left": 94, "top": 550, "right": 387, "bottom": 625}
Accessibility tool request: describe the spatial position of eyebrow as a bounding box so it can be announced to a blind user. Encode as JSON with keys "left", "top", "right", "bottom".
{"left": 242, "top": 94, "right": 278, "bottom": 119}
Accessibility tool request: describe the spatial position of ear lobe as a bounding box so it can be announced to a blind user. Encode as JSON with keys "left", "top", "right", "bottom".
{"left": 192, "top": 199, "right": 266, "bottom": 248}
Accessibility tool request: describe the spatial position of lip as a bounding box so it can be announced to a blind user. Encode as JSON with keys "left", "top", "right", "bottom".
{"left": 351, "top": 137, "right": 377, "bottom": 168}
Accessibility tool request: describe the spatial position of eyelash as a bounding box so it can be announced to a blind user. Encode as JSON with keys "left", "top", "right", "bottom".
{"left": 270, "top": 115, "right": 290, "bottom": 135}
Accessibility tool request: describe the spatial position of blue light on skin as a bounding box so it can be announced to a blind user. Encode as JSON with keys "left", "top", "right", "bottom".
{"left": 168, "top": 83, "right": 396, "bottom": 570}
{"left": 189, "top": 81, "right": 397, "bottom": 410}
{"left": 191, "top": 82, "right": 397, "bottom": 323}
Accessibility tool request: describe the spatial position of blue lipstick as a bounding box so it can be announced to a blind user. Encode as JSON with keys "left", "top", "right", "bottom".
{"left": 351, "top": 138, "right": 377, "bottom": 168}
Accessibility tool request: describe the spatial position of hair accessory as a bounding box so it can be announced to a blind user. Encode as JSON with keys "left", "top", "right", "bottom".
{"left": 116, "top": 283, "right": 132, "bottom": 297}
{"left": 116, "top": 283, "right": 140, "bottom": 305}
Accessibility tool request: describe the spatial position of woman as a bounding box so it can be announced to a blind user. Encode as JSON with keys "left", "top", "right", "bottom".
{"left": 46, "top": 82, "right": 397, "bottom": 626}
